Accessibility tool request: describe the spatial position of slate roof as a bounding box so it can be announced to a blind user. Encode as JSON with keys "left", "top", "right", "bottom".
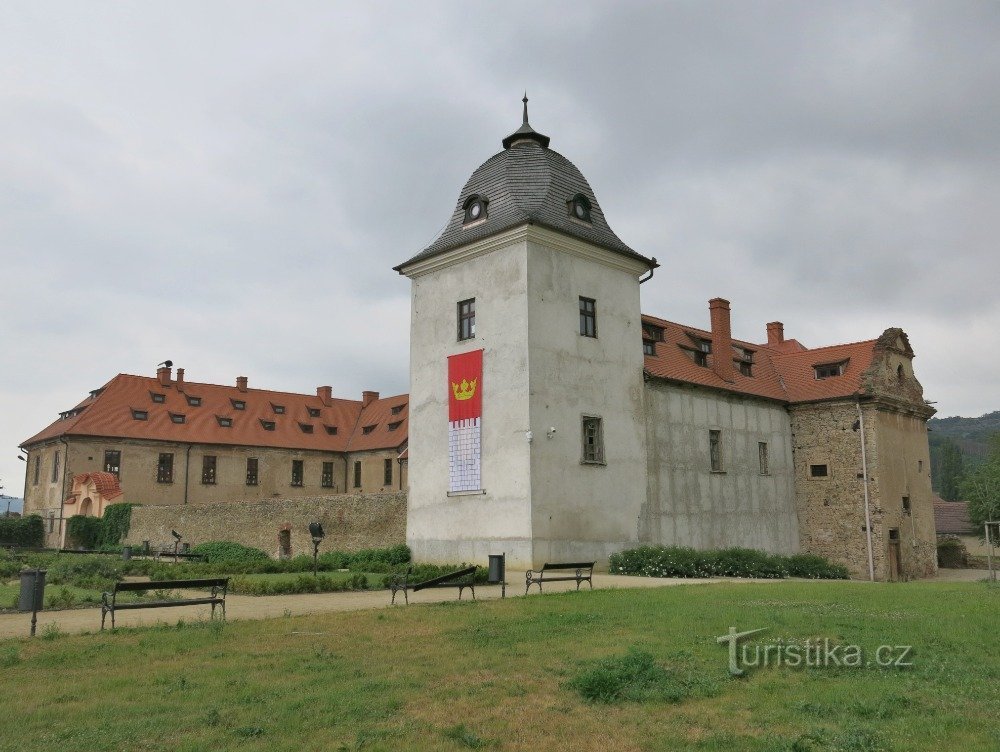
{"left": 933, "top": 498, "right": 975, "bottom": 535}
{"left": 395, "top": 113, "right": 655, "bottom": 271}
{"left": 21, "top": 373, "right": 408, "bottom": 454}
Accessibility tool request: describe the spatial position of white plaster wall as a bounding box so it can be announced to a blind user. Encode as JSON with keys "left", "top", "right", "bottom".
{"left": 405, "top": 238, "right": 535, "bottom": 567}
{"left": 644, "top": 382, "right": 799, "bottom": 553}
{"left": 525, "top": 239, "right": 650, "bottom": 566}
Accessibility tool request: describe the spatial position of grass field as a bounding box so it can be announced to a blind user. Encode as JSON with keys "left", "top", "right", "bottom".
{"left": 0, "top": 580, "right": 997, "bottom": 751}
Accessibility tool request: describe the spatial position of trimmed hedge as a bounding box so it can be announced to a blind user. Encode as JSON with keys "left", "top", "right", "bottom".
{"left": 229, "top": 573, "right": 370, "bottom": 596}
{"left": 609, "top": 546, "right": 849, "bottom": 580}
{"left": 0, "top": 515, "right": 44, "bottom": 548}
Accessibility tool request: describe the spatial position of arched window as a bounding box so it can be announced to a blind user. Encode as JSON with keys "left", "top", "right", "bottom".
{"left": 463, "top": 194, "right": 488, "bottom": 224}
{"left": 569, "top": 193, "right": 592, "bottom": 223}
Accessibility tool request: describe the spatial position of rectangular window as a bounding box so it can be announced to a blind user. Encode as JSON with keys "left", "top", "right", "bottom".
{"left": 709, "top": 430, "right": 722, "bottom": 472}
{"left": 814, "top": 362, "right": 845, "bottom": 379}
{"left": 170, "top": 413, "right": 185, "bottom": 424}
{"left": 902, "top": 496, "right": 911, "bottom": 513}
{"left": 308, "top": 407, "right": 321, "bottom": 418}
{"left": 642, "top": 340, "right": 656, "bottom": 356}
{"left": 186, "top": 395, "right": 202, "bottom": 407}
{"left": 104, "top": 450, "right": 121, "bottom": 478}
{"left": 33, "top": 456, "right": 40, "bottom": 486}
{"left": 384, "top": 458, "right": 393, "bottom": 486}
{"left": 217, "top": 416, "right": 233, "bottom": 428}
{"left": 579, "top": 297, "right": 597, "bottom": 337}
{"left": 457, "top": 298, "right": 476, "bottom": 340}
{"left": 739, "top": 361, "right": 753, "bottom": 377}
{"left": 300, "top": 423, "right": 314, "bottom": 434}
{"left": 246, "top": 458, "right": 258, "bottom": 486}
{"left": 758, "top": 442, "right": 769, "bottom": 475}
{"left": 291, "top": 460, "right": 304, "bottom": 487}
{"left": 52, "top": 451, "right": 60, "bottom": 483}
{"left": 325, "top": 425, "right": 338, "bottom": 435}
{"left": 231, "top": 399, "right": 246, "bottom": 410}
{"left": 157, "top": 453, "right": 174, "bottom": 483}
{"left": 809, "top": 464, "right": 829, "bottom": 478}
{"left": 201, "top": 455, "right": 217, "bottom": 485}
{"left": 151, "top": 392, "right": 165, "bottom": 403}
{"left": 581, "top": 416, "right": 605, "bottom": 464}
{"left": 321, "top": 461, "right": 334, "bottom": 488}
{"left": 693, "top": 350, "right": 708, "bottom": 367}
{"left": 272, "top": 403, "right": 285, "bottom": 414}
{"left": 353, "top": 461, "right": 362, "bottom": 488}
{"left": 132, "top": 409, "right": 148, "bottom": 420}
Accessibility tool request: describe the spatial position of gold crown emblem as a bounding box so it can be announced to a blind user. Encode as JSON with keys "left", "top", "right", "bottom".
{"left": 451, "top": 378, "right": 477, "bottom": 401}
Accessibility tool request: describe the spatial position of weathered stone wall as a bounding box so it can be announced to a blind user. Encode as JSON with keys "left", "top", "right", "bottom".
{"left": 126, "top": 491, "right": 406, "bottom": 558}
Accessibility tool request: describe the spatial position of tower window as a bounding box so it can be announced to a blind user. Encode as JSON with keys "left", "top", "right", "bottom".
{"left": 709, "top": 430, "right": 723, "bottom": 472}
{"left": 457, "top": 298, "right": 476, "bottom": 341}
{"left": 579, "top": 297, "right": 597, "bottom": 338}
{"left": 581, "top": 416, "right": 605, "bottom": 464}
{"left": 52, "top": 451, "right": 61, "bottom": 483}
{"left": 810, "top": 464, "right": 829, "bottom": 478}
{"left": 462, "top": 194, "right": 488, "bottom": 224}
{"left": 569, "top": 193, "right": 592, "bottom": 222}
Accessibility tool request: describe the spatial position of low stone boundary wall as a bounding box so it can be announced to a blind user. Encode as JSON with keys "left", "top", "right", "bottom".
{"left": 126, "top": 492, "right": 406, "bottom": 558}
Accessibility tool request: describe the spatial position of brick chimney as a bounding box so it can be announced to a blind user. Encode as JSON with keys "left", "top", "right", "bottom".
{"left": 157, "top": 365, "right": 172, "bottom": 387}
{"left": 175, "top": 368, "right": 185, "bottom": 389}
{"left": 317, "top": 386, "right": 332, "bottom": 406}
{"left": 766, "top": 321, "right": 784, "bottom": 346}
{"left": 709, "top": 298, "right": 735, "bottom": 383}
{"left": 236, "top": 376, "right": 248, "bottom": 392}
{"left": 362, "top": 390, "right": 379, "bottom": 408}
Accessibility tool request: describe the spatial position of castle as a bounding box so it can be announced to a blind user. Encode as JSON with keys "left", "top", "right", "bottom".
{"left": 21, "top": 101, "right": 937, "bottom": 580}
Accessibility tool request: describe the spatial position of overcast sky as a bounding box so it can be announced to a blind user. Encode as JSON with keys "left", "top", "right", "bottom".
{"left": 1, "top": 1, "right": 997, "bottom": 495}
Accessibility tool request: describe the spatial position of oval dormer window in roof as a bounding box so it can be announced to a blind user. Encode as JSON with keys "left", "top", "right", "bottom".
{"left": 569, "top": 193, "right": 592, "bottom": 223}
{"left": 463, "top": 194, "right": 488, "bottom": 225}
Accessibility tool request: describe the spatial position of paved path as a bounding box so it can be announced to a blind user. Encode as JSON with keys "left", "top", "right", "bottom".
{"left": 0, "top": 572, "right": 778, "bottom": 639}
{"left": 934, "top": 567, "right": 996, "bottom": 582}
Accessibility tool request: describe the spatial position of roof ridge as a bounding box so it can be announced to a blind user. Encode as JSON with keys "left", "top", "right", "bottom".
{"left": 116, "top": 373, "right": 366, "bottom": 403}
{"left": 769, "top": 338, "right": 878, "bottom": 358}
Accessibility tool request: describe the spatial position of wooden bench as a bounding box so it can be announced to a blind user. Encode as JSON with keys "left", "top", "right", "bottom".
{"left": 525, "top": 562, "right": 595, "bottom": 594}
{"left": 101, "top": 578, "right": 229, "bottom": 630}
{"left": 389, "top": 566, "right": 477, "bottom": 605}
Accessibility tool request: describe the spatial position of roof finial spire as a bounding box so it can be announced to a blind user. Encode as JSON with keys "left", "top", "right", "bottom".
{"left": 522, "top": 92, "right": 529, "bottom": 125}
{"left": 502, "top": 93, "right": 550, "bottom": 149}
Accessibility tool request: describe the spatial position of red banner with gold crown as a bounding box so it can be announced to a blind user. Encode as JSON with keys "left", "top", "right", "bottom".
{"left": 448, "top": 349, "right": 482, "bottom": 492}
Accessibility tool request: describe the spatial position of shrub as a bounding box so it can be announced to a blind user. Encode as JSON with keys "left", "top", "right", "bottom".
{"left": 47, "top": 554, "right": 122, "bottom": 590}
{"left": 65, "top": 516, "right": 104, "bottom": 550}
{"left": 0, "top": 515, "right": 44, "bottom": 548}
{"left": 190, "top": 542, "right": 270, "bottom": 567}
{"left": 609, "top": 546, "right": 848, "bottom": 580}
{"left": 936, "top": 536, "right": 967, "bottom": 568}
{"left": 228, "top": 573, "right": 369, "bottom": 596}
{"left": 98, "top": 504, "right": 133, "bottom": 547}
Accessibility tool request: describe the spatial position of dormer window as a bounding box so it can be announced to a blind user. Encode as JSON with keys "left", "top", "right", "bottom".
{"left": 186, "top": 395, "right": 202, "bottom": 407}
{"left": 814, "top": 361, "right": 847, "bottom": 379}
{"left": 231, "top": 398, "right": 246, "bottom": 410}
{"left": 463, "top": 194, "right": 488, "bottom": 225}
{"left": 170, "top": 413, "right": 186, "bottom": 424}
{"left": 307, "top": 407, "right": 321, "bottom": 418}
{"left": 260, "top": 419, "right": 276, "bottom": 431}
{"left": 362, "top": 424, "right": 376, "bottom": 435}
{"left": 388, "top": 420, "right": 403, "bottom": 431}
{"left": 299, "top": 423, "right": 314, "bottom": 434}
{"left": 325, "top": 425, "right": 338, "bottom": 435}
{"left": 569, "top": 193, "right": 592, "bottom": 223}
{"left": 391, "top": 403, "right": 406, "bottom": 415}
{"left": 151, "top": 392, "right": 166, "bottom": 403}
{"left": 132, "top": 409, "right": 148, "bottom": 421}
{"left": 271, "top": 403, "right": 285, "bottom": 414}
{"left": 216, "top": 416, "right": 233, "bottom": 428}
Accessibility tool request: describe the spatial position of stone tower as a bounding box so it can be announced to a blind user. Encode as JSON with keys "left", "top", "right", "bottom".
{"left": 395, "top": 99, "right": 657, "bottom": 568}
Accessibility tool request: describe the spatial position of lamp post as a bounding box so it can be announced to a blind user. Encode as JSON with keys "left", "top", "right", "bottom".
{"left": 309, "top": 522, "right": 325, "bottom": 576}
{"left": 171, "top": 529, "right": 182, "bottom": 562}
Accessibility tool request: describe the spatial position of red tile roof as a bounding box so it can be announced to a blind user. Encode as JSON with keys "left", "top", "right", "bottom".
{"left": 933, "top": 498, "right": 974, "bottom": 535}
{"left": 21, "top": 373, "right": 408, "bottom": 453}
{"left": 71, "top": 472, "right": 124, "bottom": 501}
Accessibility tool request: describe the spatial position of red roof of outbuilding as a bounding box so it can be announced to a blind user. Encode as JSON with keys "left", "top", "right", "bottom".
{"left": 933, "top": 498, "right": 974, "bottom": 535}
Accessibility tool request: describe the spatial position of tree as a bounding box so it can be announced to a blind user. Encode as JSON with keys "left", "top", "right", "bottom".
{"left": 961, "top": 434, "right": 1000, "bottom": 530}
{"left": 936, "top": 438, "right": 966, "bottom": 501}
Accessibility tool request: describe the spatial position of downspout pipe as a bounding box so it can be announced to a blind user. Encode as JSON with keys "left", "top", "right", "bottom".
{"left": 59, "top": 437, "right": 70, "bottom": 547}
{"left": 183, "top": 444, "right": 193, "bottom": 504}
{"left": 639, "top": 257, "right": 657, "bottom": 285}
{"left": 857, "top": 400, "right": 875, "bottom": 582}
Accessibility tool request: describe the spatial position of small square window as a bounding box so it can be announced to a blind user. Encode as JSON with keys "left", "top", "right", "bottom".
{"left": 810, "top": 464, "right": 829, "bottom": 478}
{"left": 186, "top": 395, "right": 202, "bottom": 407}
{"left": 300, "top": 423, "right": 314, "bottom": 434}
{"left": 362, "top": 424, "right": 376, "bottom": 435}
{"left": 581, "top": 416, "right": 605, "bottom": 464}
{"left": 260, "top": 419, "right": 276, "bottom": 431}
{"left": 308, "top": 407, "right": 321, "bottom": 418}
{"left": 150, "top": 392, "right": 166, "bottom": 403}
{"left": 132, "top": 409, "right": 149, "bottom": 421}
{"left": 216, "top": 416, "right": 233, "bottom": 428}
{"left": 170, "top": 413, "right": 186, "bottom": 424}
{"left": 231, "top": 399, "right": 246, "bottom": 410}
{"left": 579, "top": 297, "right": 597, "bottom": 338}
{"left": 458, "top": 298, "right": 476, "bottom": 341}
{"left": 325, "top": 425, "right": 338, "bottom": 435}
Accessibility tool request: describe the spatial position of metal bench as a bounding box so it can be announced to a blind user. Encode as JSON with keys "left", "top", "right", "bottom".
{"left": 525, "top": 562, "right": 595, "bottom": 594}
{"left": 101, "top": 578, "right": 228, "bottom": 630}
{"left": 389, "top": 566, "right": 477, "bottom": 605}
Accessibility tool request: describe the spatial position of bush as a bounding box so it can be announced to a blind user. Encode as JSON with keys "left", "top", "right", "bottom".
{"left": 98, "top": 504, "right": 133, "bottom": 547}
{"left": 47, "top": 554, "right": 122, "bottom": 590}
{"left": 609, "top": 546, "right": 848, "bottom": 580}
{"left": 65, "top": 516, "right": 104, "bottom": 549}
{"left": 379, "top": 562, "right": 489, "bottom": 589}
{"left": 0, "top": 515, "right": 44, "bottom": 548}
{"left": 229, "top": 573, "right": 369, "bottom": 596}
{"left": 936, "top": 536, "right": 967, "bottom": 568}
{"left": 190, "top": 542, "right": 271, "bottom": 567}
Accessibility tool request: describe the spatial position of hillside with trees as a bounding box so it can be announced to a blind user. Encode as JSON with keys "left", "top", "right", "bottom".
{"left": 928, "top": 410, "right": 1000, "bottom": 500}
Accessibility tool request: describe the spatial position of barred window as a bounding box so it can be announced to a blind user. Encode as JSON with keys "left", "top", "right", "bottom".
{"left": 581, "top": 416, "right": 605, "bottom": 464}
{"left": 157, "top": 453, "right": 174, "bottom": 483}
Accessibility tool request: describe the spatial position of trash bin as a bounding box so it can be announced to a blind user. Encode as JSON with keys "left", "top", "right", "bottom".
{"left": 122, "top": 546, "right": 132, "bottom": 561}
{"left": 488, "top": 554, "right": 506, "bottom": 585}
{"left": 18, "top": 569, "right": 46, "bottom": 613}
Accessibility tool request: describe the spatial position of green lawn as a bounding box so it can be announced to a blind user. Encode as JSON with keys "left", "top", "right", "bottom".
{"left": 0, "top": 580, "right": 997, "bottom": 751}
